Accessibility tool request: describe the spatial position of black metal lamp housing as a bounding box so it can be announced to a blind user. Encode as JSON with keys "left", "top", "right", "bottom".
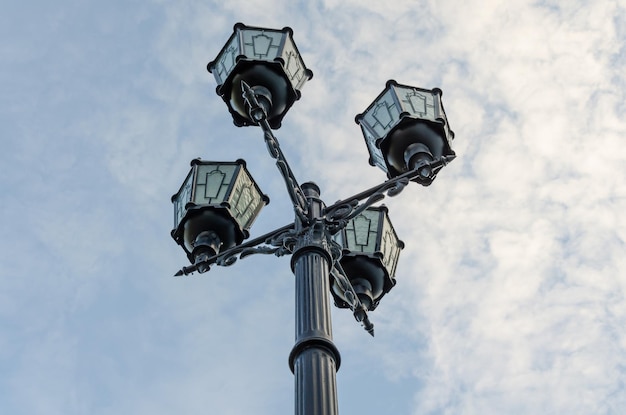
{"left": 356, "top": 80, "right": 455, "bottom": 186}
{"left": 207, "top": 23, "right": 313, "bottom": 129}
{"left": 332, "top": 206, "right": 404, "bottom": 311}
{"left": 171, "top": 159, "right": 269, "bottom": 268}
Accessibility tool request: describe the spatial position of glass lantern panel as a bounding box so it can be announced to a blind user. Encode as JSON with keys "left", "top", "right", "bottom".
{"left": 193, "top": 164, "right": 237, "bottom": 205}
{"left": 173, "top": 169, "right": 194, "bottom": 228}
{"left": 344, "top": 209, "right": 380, "bottom": 254}
{"left": 280, "top": 35, "right": 305, "bottom": 89}
{"left": 212, "top": 33, "right": 241, "bottom": 85}
{"left": 393, "top": 85, "right": 437, "bottom": 122}
{"left": 227, "top": 168, "right": 264, "bottom": 230}
{"left": 362, "top": 89, "right": 401, "bottom": 138}
{"left": 362, "top": 127, "right": 387, "bottom": 172}
{"left": 379, "top": 212, "right": 402, "bottom": 277}
{"left": 241, "top": 29, "right": 283, "bottom": 61}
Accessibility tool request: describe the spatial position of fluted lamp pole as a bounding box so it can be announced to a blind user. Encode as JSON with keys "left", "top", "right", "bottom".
{"left": 170, "top": 23, "right": 456, "bottom": 415}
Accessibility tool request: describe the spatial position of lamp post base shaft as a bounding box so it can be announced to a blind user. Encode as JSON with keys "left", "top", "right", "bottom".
{"left": 294, "top": 347, "right": 339, "bottom": 415}
{"left": 292, "top": 250, "right": 339, "bottom": 415}
{"left": 290, "top": 182, "right": 340, "bottom": 415}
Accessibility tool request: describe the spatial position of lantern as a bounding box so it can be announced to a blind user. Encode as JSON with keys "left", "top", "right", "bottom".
{"left": 171, "top": 159, "right": 269, "bottom": 268}
{"left": 332, "top": 206, "right": 404, "bottom": 311}
{"left": 207, "top": 23, "right": 313, "bottom": 129}
{"left": 355, "top": 80, "right": 455, "bottom": 186}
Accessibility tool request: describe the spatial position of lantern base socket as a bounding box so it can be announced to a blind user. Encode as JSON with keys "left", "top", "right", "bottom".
{"left": 192, "top": 231, "right": 222, "bottom": 273}
{"left": 243, "top": 84, "right": 273, "bottom": 122}
{"left": 351, "top": 278, "right": 374, "bottom": 311}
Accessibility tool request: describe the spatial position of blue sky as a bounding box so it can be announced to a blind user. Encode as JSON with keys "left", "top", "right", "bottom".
{"left": 2, "top": 0, "right": 626, "bottom": 414}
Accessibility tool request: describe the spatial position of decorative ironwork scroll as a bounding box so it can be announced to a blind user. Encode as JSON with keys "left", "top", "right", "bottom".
{"left": 174, "top": 223, "right": 297, "bottom": 276}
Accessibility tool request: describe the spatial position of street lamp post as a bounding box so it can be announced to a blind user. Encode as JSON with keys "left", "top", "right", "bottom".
{"left": 171, "top": 23, "right": 456, "bottom": 415}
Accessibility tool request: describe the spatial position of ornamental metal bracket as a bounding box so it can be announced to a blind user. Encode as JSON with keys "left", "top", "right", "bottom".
{"left": 242, "top": 81, "right": 309, "bottom": 224}
{"left": 330, "top": 258, "right": 376, "bottom": 336}
{"left": 324, "top": 154, "right": 456, "bottom": 233}
{"left": 174, "top": 223, "right": 297, "bottom": 276}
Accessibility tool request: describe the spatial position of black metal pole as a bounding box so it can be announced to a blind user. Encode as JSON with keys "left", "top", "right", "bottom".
{"left": 289, "top": 182, "right": 341, "bottom": 415}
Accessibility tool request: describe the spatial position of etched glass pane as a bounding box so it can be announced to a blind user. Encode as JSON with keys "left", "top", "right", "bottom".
{"left": 194, "top": 164, "right": 236, "bottom": 205}
{"left": 363, "top": 128, "right": 387, "bottom": 172}
{"left": 204, "top": 170, "right": 227, "bottom": 199}
{"left": 285, "top": 51, "right": 302, "bottom": 82}
{"left": 345, "top": 210, "right": 379, "bottom": 253}
{"left": 373, "top": 103, "right": 393, "bottom": 128}
{"left": 379, "top": 212, "right": 401, "bottom": 277}
{"left": 362, "top": 89, "right": 400, "bottom": 137}
{"left": 173, "top": 170, "right": 194, "bottom": 228}
{"left": 281, "top": 36, "right": 305, "bottom": 88}
{"left": 228, "top": 168, "right": 263, "bottom": 229}
{"left": 395, "top": 86, "right": 436, "bottom": 121}
{"left": 213, "top": 34, "right": 240, "bottom": 84}
{"left": 241, "top": 30, "right": 282, "bottom": 61}
{"left": 354, "top": 215, "right": 372, "bottom": 246}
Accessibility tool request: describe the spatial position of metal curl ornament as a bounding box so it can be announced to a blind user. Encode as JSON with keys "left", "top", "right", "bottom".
{"left": 173, "top": 223, "right": 296, "bottom": 276}
{"left": 330, "top": 262, "right": 375, "bottom": 336}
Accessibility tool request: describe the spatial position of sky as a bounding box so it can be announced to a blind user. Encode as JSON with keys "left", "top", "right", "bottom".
{"left": 1, "top": 0, "right": 626, "bottom": 414}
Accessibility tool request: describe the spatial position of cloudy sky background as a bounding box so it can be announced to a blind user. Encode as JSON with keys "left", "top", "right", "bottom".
{"left": 2, "top": 0, "right": 626, "bottom": 414}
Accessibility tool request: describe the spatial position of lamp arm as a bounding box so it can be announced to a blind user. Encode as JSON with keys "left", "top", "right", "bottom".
{"left": 241, "top": 81, "right": 309, "bottom": 223}
{"left": 324, "top": 154, "right": 456, "bottom": 228}
{"left": 174, "top": 223, "right": 297, "bottom": 276}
